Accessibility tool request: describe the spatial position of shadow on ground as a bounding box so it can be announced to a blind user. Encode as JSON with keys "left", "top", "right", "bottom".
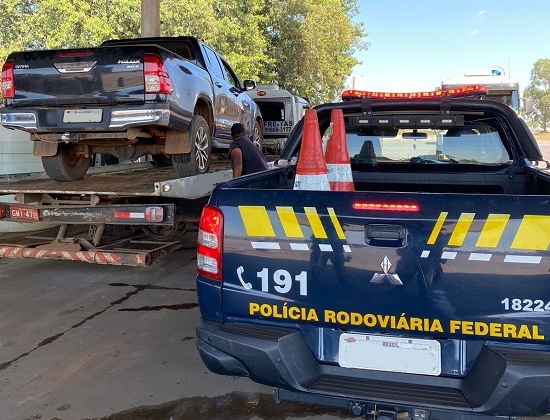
{"left": 100, "top": 391, "right": 353, "bottom": 420}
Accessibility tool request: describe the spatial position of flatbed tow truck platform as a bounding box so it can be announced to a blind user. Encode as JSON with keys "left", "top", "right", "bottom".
{"left": 0, "top": 158, "right": 235, "bottom": 266}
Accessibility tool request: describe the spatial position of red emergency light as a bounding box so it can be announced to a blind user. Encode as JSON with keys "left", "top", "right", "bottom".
{"left": 342, "top": 85, "right": 488, "bottom": 101}
{"left": 352, "top": 202, "right": 420, "bottom": 212}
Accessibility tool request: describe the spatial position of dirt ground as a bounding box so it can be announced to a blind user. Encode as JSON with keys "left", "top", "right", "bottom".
{"left": 534, "top": 131, "right": 550, "bottom": 142}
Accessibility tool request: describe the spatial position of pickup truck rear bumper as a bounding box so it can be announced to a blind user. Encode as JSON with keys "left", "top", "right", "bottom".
{"left": 1, "top": 104, "right": 174, "bottom": 132}
{"left": 196, "top": 318, "right": 550, "bottom": 418}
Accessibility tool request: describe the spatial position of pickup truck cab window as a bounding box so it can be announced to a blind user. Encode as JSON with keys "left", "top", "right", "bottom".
{"left": 221, "top": 59, "right": 240, "bottom": 90}
{"left": 202, "top": 45, "right": 225, "bottom": 80}
{"left": 343, "top": 126, "right": 511, "bottom": 166}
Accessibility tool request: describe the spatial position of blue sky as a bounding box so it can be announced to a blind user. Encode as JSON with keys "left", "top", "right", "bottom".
{"left": 347, "top": 0, "right": 550, "bottom": 95}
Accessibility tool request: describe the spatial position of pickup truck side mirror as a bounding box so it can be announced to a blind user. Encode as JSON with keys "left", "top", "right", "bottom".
{"left": 243, "top": 80, "right": 256, "bottom": 91}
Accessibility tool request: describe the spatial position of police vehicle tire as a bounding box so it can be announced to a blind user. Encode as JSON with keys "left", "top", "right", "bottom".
{"left": 41, "top": 143, "right": 91, "bottom": 182}
{"left": 172, "top": 115, "right": 211, "bottom": 178}
{"left": 251, "top": 120, "right": 264, "bottom": 151}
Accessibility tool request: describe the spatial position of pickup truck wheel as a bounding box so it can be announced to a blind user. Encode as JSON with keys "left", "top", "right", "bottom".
{"left": 41, "top": 144, "right": 91, "bottom": 182}
{"left": 172, "top": 115, "right": 211, "bottom": 177}
{"left": 252, "top": 121, "right": 264, "bottom": 151}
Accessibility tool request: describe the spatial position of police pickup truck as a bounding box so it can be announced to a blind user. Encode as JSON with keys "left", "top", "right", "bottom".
{"left": 195, "top": 86, "right": 550, "bottom": 420}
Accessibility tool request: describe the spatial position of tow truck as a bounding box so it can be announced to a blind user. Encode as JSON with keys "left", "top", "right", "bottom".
{"left": 440, "top": 67, "right": 522, "bottom": 113}
{"left": 0, "top": 158, "right": 233, "bottom": 266}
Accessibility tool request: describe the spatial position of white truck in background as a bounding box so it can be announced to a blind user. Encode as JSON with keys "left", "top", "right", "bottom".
{"left": 440, "top": 67, "right": 523, "bottom": 113}
{"left": 246, "top": 84, "right": 310, "bottom": 153}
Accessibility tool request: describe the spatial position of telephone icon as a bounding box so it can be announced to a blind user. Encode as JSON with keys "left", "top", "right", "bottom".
{"left": 237, "top": 266, "right": 252, "bottom": 290}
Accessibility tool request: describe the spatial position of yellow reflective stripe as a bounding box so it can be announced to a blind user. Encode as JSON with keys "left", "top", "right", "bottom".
{"left": 448, "top": 213, "right": 475, "bottom": 246}
{"left": 427, "top": 212, "right": 447, "bottom": 245}
{"left": 476, "top": 214, "right": 510, "bottom": 248}
{"left": 511, "top": 215, "right": 550, "bottom": 250}
{"left": 238, "top": 206, "right": 275, "bottom": 237}
{"left": 304, "top": 207, "right": 327, "bottom": 239}
{"left": 327, "top": 207, "right": 346, "bottom": 239}
{"left": 276, "top": 206, "right": 304, "bottom": 238}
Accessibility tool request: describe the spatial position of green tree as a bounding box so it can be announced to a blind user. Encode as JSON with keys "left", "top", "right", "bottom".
{"left": 524, "top": 59, "right": 550, "bottom": 132}
{"left": 262, "top": 0, "right": 368, "bottom": 104}
{"left": 160, "top": 0, "right": 270, "bottom": 82}
{"left": 0, "top": 0, "right": 368, "bottom": 105}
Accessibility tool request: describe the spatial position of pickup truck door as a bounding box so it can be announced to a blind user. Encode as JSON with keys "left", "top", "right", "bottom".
{"left": 201, "top": 45, "right": 240, "bottom": 139}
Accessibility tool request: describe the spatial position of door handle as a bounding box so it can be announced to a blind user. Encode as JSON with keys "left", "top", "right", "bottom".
{"left": 365, "top": 224, "right": 407, "bottom": 247}
{"left": 215, "top": 82, "right": 222, "bottom": 88}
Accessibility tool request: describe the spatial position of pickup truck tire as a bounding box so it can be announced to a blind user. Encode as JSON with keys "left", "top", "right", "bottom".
{"left": 41, "top": 144, "right": 92, "bottom": 182}
{"left": 172, "top": 115, "right": 211, "bottom": 177}
{"left": 252, "top": 121, "right": 264, "bottom": 151}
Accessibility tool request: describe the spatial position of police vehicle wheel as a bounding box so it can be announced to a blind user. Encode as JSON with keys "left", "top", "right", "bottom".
{"left": 172, "top": 115, "right": 211, "bottom": 177}
{"left": 251, "top": 120, "right": 264, "bottom": 151}
{"left": 41, "top": 143, "right": 91, "bottom": 182}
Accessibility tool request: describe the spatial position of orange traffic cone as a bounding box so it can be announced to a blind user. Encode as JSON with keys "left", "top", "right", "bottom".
{"left": 325, "top": 108, "right": 354, "bottom": 191}
{"left": 293, "top": 109, "right": 330, "bottom": 191}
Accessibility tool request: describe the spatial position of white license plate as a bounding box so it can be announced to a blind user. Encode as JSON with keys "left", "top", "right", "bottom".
{"left": 9, "top": 206, "right": 39, "bottom": 221}
{"left": 338, "top": 333, "right": 441, "bottom": 376}
{"left": 63, "top": 109, "right": 102, "bottom": 123}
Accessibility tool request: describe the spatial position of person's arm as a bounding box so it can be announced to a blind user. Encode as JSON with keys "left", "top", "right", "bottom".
{"left": 230, "top": 147, "right": 243, "bottom": 177}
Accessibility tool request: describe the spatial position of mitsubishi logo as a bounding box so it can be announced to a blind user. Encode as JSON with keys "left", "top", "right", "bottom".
{"left": 370, "top": 256, "right": 403, "bottom": 285}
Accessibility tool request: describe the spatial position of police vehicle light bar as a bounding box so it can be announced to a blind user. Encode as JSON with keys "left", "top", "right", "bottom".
{"left": 342, "top": 85, "right": 488, "bottom": 101}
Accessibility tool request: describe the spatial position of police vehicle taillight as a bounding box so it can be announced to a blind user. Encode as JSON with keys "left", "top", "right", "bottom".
{"left": 342, "top": 85, "right": 488, "bottom": 101}
{"left": 197, "top": 204, "right": 223, "bottom": 281}
{"left": 144, "top": 53, "right": 173, "bottom": 94}
{"left": 1, "top": 61, "right": 15, "bottom": 99}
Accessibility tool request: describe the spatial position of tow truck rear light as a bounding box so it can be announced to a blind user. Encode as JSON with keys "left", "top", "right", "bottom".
{"left": 197, "top": 204, "right": 223, "bottom": 281}
{"left": 0, "top": 205, "right": 5, "bottom": 219}
{"left": 144, "top": 53, "right": 173, "bottom": 94}
{"left": 114, "top": 206, "right": 164, "bottom": 222}
{"left": 342, "top": 85, "right": 488, "bottom": 101}
{"left": 1, "top": 61, "right": 15, "bottom": 99}
{"left": 145, "top": 207, "right": 164, "bottom": 222}
{"left": 353, "top": 202, "right": 420, "bottom": 212}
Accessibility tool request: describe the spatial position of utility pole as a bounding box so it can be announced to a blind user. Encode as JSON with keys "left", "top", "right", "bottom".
{"left": 141, "top": 0, "right": 160, "bottom": 37}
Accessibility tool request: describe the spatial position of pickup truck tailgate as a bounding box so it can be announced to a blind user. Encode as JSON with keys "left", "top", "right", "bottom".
{"left": 9, "top": 47, "right": 148, "bottom": 106}
{"left": 219, "top": 188, "right": 549, "bottom": 352}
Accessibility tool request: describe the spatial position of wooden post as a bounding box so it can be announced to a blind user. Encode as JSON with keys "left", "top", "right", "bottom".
{"left": 141, "top": 0, "right": 160, "bottom": 37}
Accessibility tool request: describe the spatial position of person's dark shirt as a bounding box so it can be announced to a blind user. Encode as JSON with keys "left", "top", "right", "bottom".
{"left": 229, "top": 135, "right": 269, "bottom": 176}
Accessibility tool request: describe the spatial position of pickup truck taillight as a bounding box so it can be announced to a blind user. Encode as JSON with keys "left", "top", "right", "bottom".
{"left": 1, "top": 61, "right": 15, "bottom": 99}
{"left": 197, "top": 204, "right": 223, "bottom": 281}
{"left": 144, "top": 53, "right": 173, "bottom": 94}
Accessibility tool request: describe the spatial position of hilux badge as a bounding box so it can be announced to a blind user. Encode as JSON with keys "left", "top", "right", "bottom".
{"left": 371, "top": 256, "right": 403, "bottom": 285}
